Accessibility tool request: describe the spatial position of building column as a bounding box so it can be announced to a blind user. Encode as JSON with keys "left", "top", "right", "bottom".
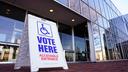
{"left": 87, "top": 22, "right": 96, "bottom": 62}
{"left": 72, "top": 27, "right": 76, "bottom": 62}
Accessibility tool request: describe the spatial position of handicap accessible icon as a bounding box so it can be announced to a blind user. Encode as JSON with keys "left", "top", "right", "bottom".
{"left": 40, "top": 24, "right": 50, "bottom": 35}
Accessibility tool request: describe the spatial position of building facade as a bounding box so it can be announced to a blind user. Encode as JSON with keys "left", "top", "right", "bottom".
{"left": 0, "top": 0, "right": 128, "bottom": 63}
{"left": 105, "top": 14, "right": 128, "bottom": 60}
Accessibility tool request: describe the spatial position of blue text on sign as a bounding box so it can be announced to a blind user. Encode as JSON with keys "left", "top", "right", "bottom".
{"left": 37, "top": 36, "right": 57, "bottom": 53}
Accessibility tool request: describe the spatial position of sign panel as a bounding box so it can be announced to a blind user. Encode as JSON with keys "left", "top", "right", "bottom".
{"left": 28, "top": 14, "right": 68, "bottom": 71}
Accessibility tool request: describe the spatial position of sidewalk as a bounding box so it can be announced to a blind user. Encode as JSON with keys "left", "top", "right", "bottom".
{"left": 0, "top": 60, "right": 128, "bottom": 72}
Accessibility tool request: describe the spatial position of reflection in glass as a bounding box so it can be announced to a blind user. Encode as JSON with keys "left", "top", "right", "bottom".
{"left": 74, "top": 23, "right": 90, "bottom": 61}
{"left": 92, "top": 24, "right": 104, "bottom": 61}
{"left": 0, "top": 16, "right": 23, "bottom": 62}
{"left": 56, "top": 0, "right": 69, "bottom": 6}
{"left": 99, "top": 0, "right": 106, "bottom": 17}
{"left": 88, "top": 0, "right": 95, "bottom": 9}
{"left": 0, "top": 44, "right": 19, "bottom": 62}
{"left": 58, "top": 24, "right": 74, "bottom": 62}
{"left": 94, "top": 0, "right": 101, "bottom": 13}
{"left": 75, "top": 36, "right": 88, "bottom": 61}
{"left": 99, "top": 27, "right": 106, "bottom": 60}
{"left": 0, "top": 16, "right": 23, "bottom": 43}
{"left": 65, "top": 52, "right": 73, "bottom": 62}
{"left": 97, "top": 14, "right": 104, "bottom": 27}
{"left": 60, "top": 33, "right": 72, "bottom": 50}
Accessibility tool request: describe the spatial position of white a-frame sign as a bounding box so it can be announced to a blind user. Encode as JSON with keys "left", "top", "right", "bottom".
{"left": 15, "top": 14, "right": 68, "bottom": 72}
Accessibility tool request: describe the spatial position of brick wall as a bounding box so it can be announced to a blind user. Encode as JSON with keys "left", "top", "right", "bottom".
{"left": 0, "top": 60, "right": 128, "bottom": 72}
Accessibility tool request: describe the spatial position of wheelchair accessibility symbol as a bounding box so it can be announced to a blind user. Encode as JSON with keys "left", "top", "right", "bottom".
{"left": 37, "top": 21, "right": 53, "bottom": 37}
{"left": 40, "top": 24, "right": 50, "bottom": 35}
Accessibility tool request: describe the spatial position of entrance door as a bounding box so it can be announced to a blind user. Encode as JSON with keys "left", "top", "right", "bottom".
{"left": 58, "top": 23, "right": 90, "bottom": 62}
{"left": 74, "top": 23, "right": 90, "bottom": 61}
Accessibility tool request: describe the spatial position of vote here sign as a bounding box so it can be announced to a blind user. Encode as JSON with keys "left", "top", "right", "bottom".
{"left": 27, "top": 14, "right": 68, "bottom": 72}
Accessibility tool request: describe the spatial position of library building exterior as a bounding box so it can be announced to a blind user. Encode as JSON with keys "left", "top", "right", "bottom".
{"left": 0, "top": 0, "right": 128, "bottom": 72}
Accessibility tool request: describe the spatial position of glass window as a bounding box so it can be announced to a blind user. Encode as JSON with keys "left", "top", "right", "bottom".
{"left": 116, "top": 37, "right": 124, "bottom": 59}
{"left": 58, "top": 24, "right": 72, "bottom": 50}
{"left": 65, "top": 52, "right": 74, "bottom": 62}
{"left": 110, "top": 9, "right": 114, "bottom": 19}
{"left": 103, "top": 2, "right": 110, "bottom": 19}
{"left": 105, "top": 30, "right": 116, "bottom": 60}
{"left": 110, "top": 17, "right": 128, "bottom": 39}
{"left": 105, "top": 0, "right": 111, "bottom": 6}
{"left": 92, "top": 24, "right": 103, "bottom": 61}
{"left": 97, "top": 14, "right": 104, "bottom": 27}
{"left": 0, "top": 1, "right": 25, "bottom": 62}
{"left": 103, "top": 18, "right": 110, "bottom": 29}
{"left": 74, "top": 23, "right": 90, "bottom": 61}
{"left": 60, "top": 33, "right": 72, "bottom": 50}
{"left": 88, "top": 0, "right": 95, "bottom": 9}
{"left": 94, "top": 0, "right": 101, "bottom": 13}
{"left": 99, "top": 27, "right": 107, "bottom": 60}
{"left": 0, "top": 45, "right": 19, "bottom": 62}
{"left": 0, "top": 16, "right": 24, "bottom": 62}
{"left": 75, "top": 36, "right": 87, "bottom": 61}
{"left": 57, "top": 0, "right": 69, "bottom": 6}
{"left": 0, "top": 16, "right": 24, "bottom": 43}
{"left": 107, "top": 6, "right": 112, "bottom": 19}
{"left": 58, "top": 24, "right": 74, "bottom": 62}
{"left": 116, "top": 9, "right": 121, "bottom": 16}
{"left": 99, "top": 0, "right": 106, "bottom": 17}
{"left": 104, "top": 29, "right": 110, "bottom": 60}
